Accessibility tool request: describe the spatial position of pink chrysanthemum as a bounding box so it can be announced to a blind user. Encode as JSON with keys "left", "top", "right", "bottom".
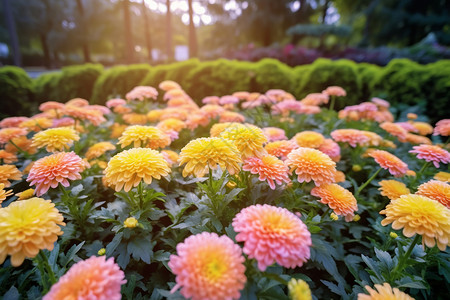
{"left": 318, "top": 138, "right": 341, "bottom": 162}
{"left": 331, "top": 129, "right": 370, "bottom": 147}
{"left": 410, "top": 144, "right": 450, "bottom": 168}
{"left": 43, "top": 256, "right": 126, "bottom": 300}
{"left": 106, "top": 98, "right": 127, "bottom": 108}
{"left": 265, "top": 140, "right": 298, "bottom": 160}
{"left": 263, "top": 127, "right": 287, "bottom": 142}
{"left": 369, "top": 150, "right": 409, "bottom": 177}
{"left": 243, "top": 155, "right": 290, "bottom": 189}
{"left": 27, "top": 152, "right": 87, "bottom": 196}
{"left": 0, "top": 117, "right": 29, "bottom": 128}
{"left": 434, "top": 119, "right": 450, "bottom": 136}
{"left": 380, "top": 122, "right": 408, "bottom": 142}
{"left": 323, "top": 86, "right": 346, "bottom": 97}
{"left": 232, "top": 204, "right": 311, "bottom": 271}
{"left": 125, "top": 86, "right": 158, "bottom": 101}
{"left": 168, "top": 232, "right": 246, "bottom": 300}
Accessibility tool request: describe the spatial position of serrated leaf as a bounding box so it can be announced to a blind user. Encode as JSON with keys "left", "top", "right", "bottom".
{"left": 154, "top": 250, "right": 171, "bottom": 262}
{"left": 71, "top": 184, "right": 84, "bottom": 196}
{"left": 361, "top": 254, "right": 382, "bottom": 281}
{"left": 374, "top": 248, "right": 393, "bottom": 270}
{"left": 106, "top": 232, "right": 123, "bottom": 256}
{"left": 3, "top": 286, "right": 19, "bottom": 300}
{"left": 61, "top": 241, "right": 85, "bottom": 268}
{"left": 127, "top": 238, "right": 153, "bottom": 264}
{"left": 321, "top": 280, "right": 348, "bottom": 299}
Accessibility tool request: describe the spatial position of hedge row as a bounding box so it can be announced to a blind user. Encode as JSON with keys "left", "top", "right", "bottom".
{"left": 1, "top": 58, "right": 449, "bottom": 122}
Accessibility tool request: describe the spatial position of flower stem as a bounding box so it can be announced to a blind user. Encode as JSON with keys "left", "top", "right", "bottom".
{"left": 8, "top": 140, "right": 29, "bottom": 158}
{"left": 262, "top": 272, "right": 288, "bottom": 285}
{"left": 356, "top": 168, "right": 382, "bottom": 197}
{"left": 411, "top": 161, "right": 430, "bottom": 188}
{"left": 329, "top": 95, "right": 336, "bottom": 111}
{"left": 392, "top": 234, "right": 420, "bottom": 279}
{"left": 321, "top": 207, "right": 331, "bottom": 221}
{"left": 137, "top": 181, "right": 144, "bottom": 210}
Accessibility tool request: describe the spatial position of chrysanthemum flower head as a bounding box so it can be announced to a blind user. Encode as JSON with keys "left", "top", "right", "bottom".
{"left": 243, "top": 155, "right": 290, "bottom": 189}
{"left": 409, "top": 144, "right": 450, "bottom": 168}
{"left": 434, "top": 171, "right": 450, "bottom": 182}
{"left": 292, "top": 131, "right": 325, "bottom": 148}
{"left": 118, "top": 125, "right": 171, "bottom": 149}
{"left": 0, "top": 183, "right": 13, "bottom": 204}
{"left": 126, "top": 86, "right": 158, "bottom": 101}
{"left": 433, "top": 119, "right": 450, "bottom": 136}
{"left": 262, "top": 127, "right": 287, "bottom": 142}
{"left": 110, "top": 123, "right": 127, "bottom": 139}
{"left": 39, "top": 101, "right": 65, "bottom": 112}
{"left": 161, "top": 150, "right": 179, "bottom": 167}
{"left": 0, "top": 117, "right": 29, "bottom": 128}
{"left": 405, "top": 133, "right": 432, "bottom": 145}
{"left": 157, "top": 118, "right": 186, "bottom": 132}
{"left": 380, "top": 194, "right": 450, "bottom": 251}
{"left": 0, "top": 150, "right": 17, "bottom": 164}
{"left": 300, "top": 93, "right": 329, "bottom": 106}
{"left": 219, "top": 111, "right": 246, "bottom": 123}
{"left": 371, "top": 97, "right": 390, "bottom": 109}
{"left": 0, "top": 165, "right": 22, "bottom": 187}
{"left": 104, "top": 148, "right": 170, "bottom": 192}
{"left": 311, "top": 184, "right": 358, "bottom": 222}
{"left": 219, "top": 123, "right": 267, "bottom": 159}
{"left": 159, "top": 80, "right": 181, "bottom": 91}
{"left": 232, "top": 204, "right": 311, "bottom": 271}
{"left": 331, "top": 129, "right": 370, "bottom": 148}
{"left": 358, "top": 283, "right": 414, "bottom": 300}
{"left": 323, "top": 86, "right": 346, "bottom": 97}
{"left": 31, "top": 127, "right": 80, "bottom": 152}
{"left": 265, "top": 140, "right": 298, "bottom": 160}
{"left": 122, "top": 113, "right": 148, "bottom": 125}
{"left": 378, "top": 180, "right": 410, "bottom": 201}
{"left": 0, "top": 127, "right": 28, "bottom": 145}
{"left": 15, "top": 188, "right": 35, "bottom": 200}
{"left": 412, "top": 122, "right": 433, "bottom": 136}
{"left": 210, "top": 122, "right": 234, "bottom": 137}
{"left": 63, "top": 106, "right": 106, "bottom": 126}
{"left": 380, "top": 122, "right": 408, "bottom": 142}
{"left": 288, "top": 278, "right": 312, "bottom": 300}
{"left": 43, "top": 256, "right": 126, "bottom": 300}
{"left": 66, "top": 98, "right": 89, "bottom": 107}
{"left": 318, "top": 138, "right": 341, "bottom": 162}
{"left": 369, "top": 150, "right": 408, "bottom": 177}
{"left": 168, "top": 232, "right": 246, "bottom": 300}
{"left": 179, "top": 137, "right": 242, "bottom": 177}
{"left": 19, "top": 117, "right": 53, "bottom": 132}
{"left": 416, "top": 180, "right": 450, "bottom": 208}
{"left": 85, "top": 142, "right": 116, "bottom": 160}
{"left": 0, "top": 197, "right": 65, "bottom": 266}
{"left": 106, "top": 98, "right": 127, "bottom": 108}
{"left": 27, "top": 152, "right": 87, "bottom": 196}
{"left": 285, "top": 147, "right": 337, "bottom": 186}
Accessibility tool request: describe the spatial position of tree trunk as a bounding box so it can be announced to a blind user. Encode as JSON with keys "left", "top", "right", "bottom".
{"left": 165, "top": 0, "right": 174, "bottom": 61}
{"left": 123, "top": 0, "right": 134, "bottom": 63}
{"left": 2, "top": 0, "right": 21, "bottom": 66}
{"left": 322, "top": 0, "right": 330, "bottom": 24}
{"left": 263, "top": 25, "right": 271, "bottom": 46}
{"left": 188, "top": 0, "right": 197, "bottom": 58}
{"left": 76, "top": 0, "right": 91, "bottom": 62}
{"left": 40, "top": 33, "right": 51, "bottom": 69}
{"left": 142, "top": 0, "right": 153, "bottom": 61}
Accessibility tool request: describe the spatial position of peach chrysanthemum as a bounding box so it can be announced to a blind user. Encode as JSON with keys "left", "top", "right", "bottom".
{"left": 19, "top": 117, "right": 52, "bottom": 132}
{"left": 0, "top": 150, "right": 17, "bottom": 164}
{"left": 200, "top": 104, "right": 225, "bottom": 120}
{"left": 0, "top": 165, "right": 22, "bottom": 187}
{"left": 219, "top": 111, "right": 246, "bottom": 123}
{"left": 331, "top": 129, "right": 370, "bottom": 148}
{"left": 209, "top": 122, "right": 234, "bottom": 137}
{"left": 416, "top": 180, "right": 450, "bottom": 208}
{"left": 0, "top": 197, "right": 65, "bottom": 266}
{"left": 232, "top": 204, "right": 311, "bottom": 271}
{"left": 104, "top": 148, "right": 170, "bottom": 192}
{"left": 168, "top": 232, "right": 246, "bottom": 300}
{"left": 434, "top": 171, "right": 450, "bottom": 182}
{"left": 0, "top": 117, "right": 29, "bottom": 128}
{"left": 118, "top": 125, "right": 171, "bottom": 149}
{"left": 147, "top": 109, "right": 164, "bottom": 122}
{"left": 412, "top": 122, "right": 433, "bottom": 136}
{"left": 378, "top": 180, "right": 410, "bottom": 201}
{"left": 110, "top": 123, "right": 127, "bottom": 139}
{"left": 358, "top": 283, "right": 414, "bottom": 300}
{"left": 106, "top": 98, "right": 126, "bottom": 108}
{"left": 380, "top": 194, "right": 450, "bottom": 251}
{"left": 122, "top": 113, "right": 148, "bottom": 125}
{"left": 318, "top": 138, "right": 341, "bottom": 162}
{"left": 433, "top": 119, "right": 450, "bottom": 136}
{"left": 311, "top": 184, "right": 358, "bottom": 222}
{"left": 63, "top": 106, "right": 106, "bottom": 126}
{"left": 27, "top": 152, "right": 87, "bottom": 196}
{"left": 161, "top": 150, "right": 179, "bottom": 167}
{"left": 157, "top": 118, "right": 186, "bottom": 132}
{"left": 39, "top": 101, "right": 65, "bottom": 112}
{"left": 44, "top": 256, "right": 126, "bottom": 300}
{"left": 361, "top": 131, "right": 383, "bottom": 146}
{"left": 371, "top": 97, "right": 390, "bottom": 109}
{"left": 163, "top": 88, "right": 188, "bottom": 101}
{"left": 52, "top": 117, "right": 75, "bottom": 128}
{"left": 265, "top": 140, "right": 298, "bottom": 160}
{"left": 0, "top": 127, "right": 28, "bottom": 145}
{"left": 405, "top": 133, "right": 432, "bottom": 145}
{"left": 369, "top": 150, "right": 408, "bottom": 177}
{"left": 113, "top": 105, "right": 132, "bottom": 114}
{"left": 288, "top": 278, "right": 312, "bottom": 300}
{"left": 66, "top": 98, "right": 89, "bottom": 107}
{"left": 243, "top": 155, "right": 290, "bottom": 189}
{"left": 202, "top": 96, "right": 220, "bottom": 105}
{"left": 292, "top": 131, "right": 325, "bottom": 148}
{"left": 179, "top": 137, "right": 242, "bottom": 177}
{"left": 323, "top": 86, "right": 346, "bottom": 97}
{"left": 285, "top": 147, "right": 337, "bottom": 186}
{"left": 85, "top": 142, "right": 116, "bottom": 160}
{"left": 262, "top": 127, "right": 287, "bottom": 142}
{"left": 31, "top": 127, "right": 80, "bottom": 152}
{"left": 0, "top": 183, "right": 13, "bottom": 204}
{"left": 159, "top": 80, "right": 181, "bottom": 91}
{"left": 300, "top": 93, "right": 329, "bottom": 106}
{"left": 126, "top": 86, "right": 158, "bottom": 101}
{"left": 409, "top": 144, "right": 450, "bottom": 168}
{"left": 219, "top": 123, "right": 267, "bottom": 159}
{"left": 380, "top": 122, "right": 408, "bottom": 142}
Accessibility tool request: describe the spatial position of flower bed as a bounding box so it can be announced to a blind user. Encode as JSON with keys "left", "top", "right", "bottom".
{"left": 0, "top": 83, "right": 449, "bottom": 299}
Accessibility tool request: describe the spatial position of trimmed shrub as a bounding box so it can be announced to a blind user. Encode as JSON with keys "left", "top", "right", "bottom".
{"left": 33, "top": 72, "right": 63, "bottom": 104}
{"left": 0, "top": 66, "right": 34, "bottom": 118}
{"left": 293, "top": 64, "right": 314, "bottom": 98}
{"left": 251, "top": 58, "right": 296, "bottom": 94}
{"left": 356, "top": 63, "right": 382, "bottom": 100}
{"left": 140, "top": 59, "right": 200, "bottom": 89}
{"left": 91, "top": 64, "right": 151, "bottom": 104}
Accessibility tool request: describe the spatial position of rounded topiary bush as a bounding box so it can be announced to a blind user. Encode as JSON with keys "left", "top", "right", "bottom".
{"left": 141, "top": 59, "right": 201, "bottom": 89}
{"left": 357, "top": 63, "right": 382, "bottom": 100}
{"left": 33, "top": 72, "right": 63, "bottom": 104}
{"left": 0, "top": 66, "right": 34, "bottom": 118}
{"left": 251, "top": 58, "right": 296, "bottom": 94}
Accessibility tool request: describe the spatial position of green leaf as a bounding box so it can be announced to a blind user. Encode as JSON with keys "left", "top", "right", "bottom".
{"left": 106, "top": 232, "right": 123, "bottom": 256}
{"left": 127, "top": 237, "right": 154, "bottom": 264}
{"left": 361, "top": 254, "right": 383, "bottom": 282}
{"left": 71, "top": 184, "right": 84, "bottom": 196}
{"left": 61, "top": 241, "right": 85, "bottom": 268}
{"left": 154, "top": 250, "right": 171, "bottom": 262}
{"left": 374, "top": 248, "right": 393, "bottom": 270}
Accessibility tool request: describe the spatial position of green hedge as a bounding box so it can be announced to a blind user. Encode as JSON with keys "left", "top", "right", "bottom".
{"left": 0, "top": 66, "right": 34, "bottom": 118}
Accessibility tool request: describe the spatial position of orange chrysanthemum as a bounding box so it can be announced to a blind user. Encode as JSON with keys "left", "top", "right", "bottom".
{"left": 358, "top": 283, "right": 414, "bottom": 300}
{"left": 369, "top": 150, "right": 408, "bottom": 177}
{"left": 0, "top": 183, "right": 13, "bottom": 204}
{"left": 0, "top": 165, "right": 22, "bottom": 187}
{"left": 232, "top": 204, "right": 311, "bottom": 271}
{"left": 19, "top": 117, "right": 52, "bottom": 132}
{"left": 168, "top": 232, "right": 246, "bottom": 300}
{"left": 63, "top": 106, "right": 106, "bottom": 126}
{"left": 416, "top": 180, "right": 450, "bottom": 208}
{"left": 378, "top": 180, "right": 410, "bottom": 201}
{"left": 27, "top": 152, "right": 87, "bottom": 196}
{"left": 118, "top": 125, "right": 171, "bottom": 149}
{"left": 159, "top": 80, "right": 181, "bottom": 91}
{"left": 157, "top": 118, "right": 186, "bottom": 132}
{"left": 434, "top": 171, "right": 450, "bottom": 182}
{"left": 412, "top": 122, "right": 433, "bottom": 136}
{"left": 219, "top": 111, "right": 246, "bottom": 123}
{"left": 210, "top": 122, "right": 235, "bottom": 137}
{"left": 179, "top": 137, "right": 242, "bottom": 177}
{"left": 331, "top": 129, "right": 370, "bottom": 147}
{"left": 433, "top": 119, "right": 450, "bottom": 136}
{"left": 219, "top": 123, "right": 267, "bottom": 159}
{"left": 410, "top": 144, "right": 450, "bottom": 168}
{"left": 85, "top": 142, "right": 116, "bottom": 160}
{"left": 311, "top": 184, "right": 358, "bottom": 221}
{"left": 110, "top": 123, "right": 128, "bottom": 139}
{"left": 39, "top": 101, "right": 65, "bottom": 112}
{"left": 405, "top": 133, "right": 432, "bottom": 145}
{"left": 380, "top": 122, "right": 408, "bottom": 142}
{"left": 122, "top": 113, "right": 148, "bottom": 125}
{"left": 31, "top": 127, "right": 80, "bottom": 152}
{"left": 285, "top": 147, "right": 337, "bottom": 186}
{"left": 44, "top": 256, "right": 126, "bottom": 300}
{"left": 0, "top": 150, "right": 17, "bottom": 164}
{"left": 0, "top": 127, "right": 28, "bottom": 145}
{"left": 243, "top": 155, "right": 290, "bottom": 189}
{"left": 104, "top": 148, "right": 170, "bottom": 192}
{"left": 0, "top": 197, "right": 65, "bottom": 266}
{"left": 147, "top": 109, "right": 164, "bottom": 122}
{"left": 265, "top": 140, "right": 298, "bottom": 160}
{"left": 292, "top": 131, "right": 325, "bottom": 148}
{"left": 380, "top": 194, "right": 450, "bottom": 251}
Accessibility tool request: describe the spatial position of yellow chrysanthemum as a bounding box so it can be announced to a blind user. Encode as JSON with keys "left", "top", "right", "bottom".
{"left": 0, "top": 197, "right": 65, "bottom": 266}
{"left": 292, "top": 131, "right": 325, "bottom": 148}
{"left": 219, "top": 123, "right": 267, "bottom": 159}
{"left": 85, "top": 142, "right": 116, "bottom": 160}
{"left": 416, "top": 180, "right": 450, "bottom": 208}
{"left": 288, "top": 278, "right": 312, "bottom": 300}
{"left": 179, "top": 137, "right": 242, "bottom": 177}
{"left": 210, "top": 122, "right": 236, "bottom": 137}
{"left": 104, "top": 148, "right": 171, "bottom": 192}
{"left": 0, "top": 165, "right": 22, "bottom": 187}
{"left": 15, "top": 188, "right": 35, "bottom": 200}
{"left": 412, "top": 122, "right": 433, "bottom": 136}
{"left": 31, "top": 127, "right": 80, "bottom": 152}
{"left": 378, "top": 180, "right": 410, "bottom": 201}
{"left": 434, "top": 171, "right": 450, "bottom": 182}
{"left": 0, "top": 183, "right": 13, "bottom": 204}
{"left": 123, "top": 217, "right": 139, "bottom": 228}
{"left": 147, "top": 109, "right": 164, "bottom": 122}
{"left": 118, "top": 125, "right": 171, "bottom": 149}
{"left": 19, "top": 117, "right": 52, "bottom": 132}
{"left": 122, "top": 113, "right": 148, "bottom": 125}
{"left": 358, "top": 283, "right": 414, "bottom": 300}
{"left": 380, "top": 194, "right": 450, "bottom": 251}
{"left": 110, "top": 123, "right": 128, "bottom": 139}
{"left": 157, "top": 118, "right": 186, "bottom": 132}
